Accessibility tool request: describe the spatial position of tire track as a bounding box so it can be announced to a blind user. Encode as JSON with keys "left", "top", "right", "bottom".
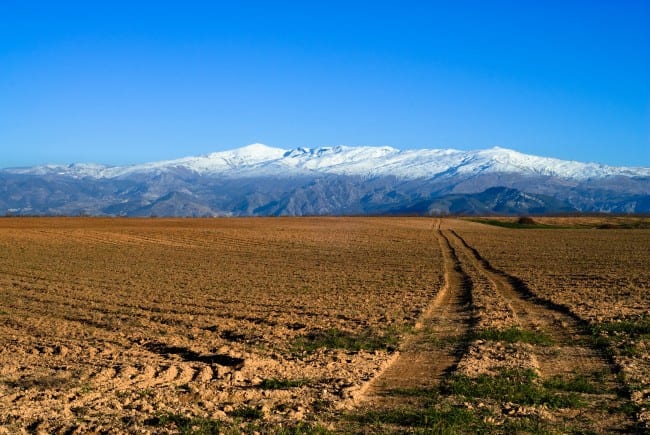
{"left": 444, "top": 227, "right": 636, "bottom": 430}
{"left": 446, "top": 229, "right": 614, "bottom": 378}
{"left": 359, "top": 226, "right": 475, "bottom": 407}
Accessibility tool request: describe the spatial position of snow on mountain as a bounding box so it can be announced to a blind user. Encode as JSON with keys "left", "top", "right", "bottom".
{"left": 4, "top": 144, "right": 650, "bottom": 180}
{"left": 100, "top": 143, "right": 288, "bottom": 177}
{"left": 274, "top": 145, "right": 649, "bottom": 179}
{"left": 4, "top": 163, "right": 111, "bottom": 178}
{"left": 468, "top": 147, "right": 647, "bottom": 179}
{"left": 2, "top": 144, "right": 649, "bottom": 217}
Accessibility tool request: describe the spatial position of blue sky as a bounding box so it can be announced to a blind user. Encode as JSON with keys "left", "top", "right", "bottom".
{"left": 1, "top": 1, "right": 649, "bottom": 167}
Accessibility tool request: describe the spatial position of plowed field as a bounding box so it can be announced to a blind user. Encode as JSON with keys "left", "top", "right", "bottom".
{"left": 0, "top": 217, "right": 648, "bottom": 433}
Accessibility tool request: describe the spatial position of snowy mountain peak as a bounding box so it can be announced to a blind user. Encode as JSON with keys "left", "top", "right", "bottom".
{"left": 2, "top": 144, "right": 649, "bottom": 216}
{"left": 4, "top": 144, "right": 650, "bottom": 180}
{"left": 217, "top": 143, "right": 285, "bottom": 158}
{"left": 204, "top": 143, "right": 286, "bottom": 162}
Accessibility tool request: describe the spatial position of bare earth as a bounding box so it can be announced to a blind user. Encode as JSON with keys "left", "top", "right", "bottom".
{"left": 0, "top": 217, "right": 648, "bottom": 433}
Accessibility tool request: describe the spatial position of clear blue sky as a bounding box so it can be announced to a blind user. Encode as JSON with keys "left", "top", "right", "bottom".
{"left": 1, "top": 0, "right": 649, "bottom": 167}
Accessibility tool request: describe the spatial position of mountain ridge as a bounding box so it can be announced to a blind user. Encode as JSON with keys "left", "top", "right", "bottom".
{"left": 1, "top": 144, "right": 649, "bottom": 216}
{"left": 5, "top": 144, "right": 649, "bottom": 180}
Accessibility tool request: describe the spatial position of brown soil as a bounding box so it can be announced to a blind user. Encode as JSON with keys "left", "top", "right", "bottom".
{"left": 0, "top": 217, "right": 647, "bottom": 433}
{"left": 445, "top": 226, "right": 631, "bottom": 430}
{"left": 355, "top": 220, "right": 639, "bottom": 433}
{"left": 455, "top": 217, "right": 650, "bottom": 429}
{"left": 0, "top": 217, "right": 443, "bottom": 432}
{"left": 360, "top": 227, "right": 474, "bottom": 408}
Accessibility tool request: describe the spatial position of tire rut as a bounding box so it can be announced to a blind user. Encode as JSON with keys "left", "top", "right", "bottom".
{"left": 359, "top": 228, "right": 475, "bottom": 407}
{"left": 446, "top": 229, "right": 615, "bottom": 379}
{"left": 444, "top": 227, "right": 637, "bottom": 431}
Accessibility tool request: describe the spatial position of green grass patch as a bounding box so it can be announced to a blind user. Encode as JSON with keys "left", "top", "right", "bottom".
{"left": 292, "top": 328, "right": 400, "bottom": 354}
{"left": 591, "top": 315, "right": 650, "bottom": 358}
{"left": 441, "top": 369, "right": 584, "bottom": 409}
{"left": 592, "top": 315, "right": 650, "bottom": 337}
{"left": 145, "top": 412, "right": 330, "bottom": 434}
{"left": 80, "top": 383, "right": 93, "bottom": 394}
{"left": 351, "top": 405, "right": 479, "bottom": 431}
{"left": 351, "top": 405, "right": 552, "bottom": 433}
{"left": 616, "top": 401, "right": 641, "bottom": 418}
{"left": 588, "top": 334, "right": 613, "bottom": 355}
{"left": 472, "top": 327, "right": 554, "bottom": 345}
{"left": 272, "top": 422, "right": 332, "bottom": 434}
{"left": 228, "top": 405, "right": 263, "bottom": 420}
{"left": 144, "top": 413, "right": 223, "bottom": 434}
{"left": 619, "top": 342, "right": 643, "bottom": 357}
{"left": 137, "top": 388, "right": 153, "bottom": 398}
{"left": 469, "top": 218, "right": 562, "bottom": 229}
{"left": 259, "top": 377, "right": 310, "bottom": 390}
{"left": 597, "top": 221, "right": 650, "bottom": 229}
{"left": 543, "top": 373, "right": 603, "bottom": 394}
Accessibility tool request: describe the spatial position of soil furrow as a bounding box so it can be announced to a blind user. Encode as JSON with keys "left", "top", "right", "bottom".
{"left": 2, "top": 216, "right": 645, "bottom": 433}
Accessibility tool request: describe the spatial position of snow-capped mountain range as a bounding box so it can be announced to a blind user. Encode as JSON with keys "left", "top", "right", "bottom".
{"left": 6, "top": 143, "right": 650, "bottom": 180}
{"left": 1, "top": 144, "right": 649, "bottom": 216}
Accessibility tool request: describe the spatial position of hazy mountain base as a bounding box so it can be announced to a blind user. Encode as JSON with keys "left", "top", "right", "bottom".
{"left": 1, "top": 171, "right": 649, "bottom": 216}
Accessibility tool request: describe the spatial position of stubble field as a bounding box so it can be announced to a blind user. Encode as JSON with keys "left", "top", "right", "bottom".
{"left": 0, "top": 217, "right": 648, "bottom": 433}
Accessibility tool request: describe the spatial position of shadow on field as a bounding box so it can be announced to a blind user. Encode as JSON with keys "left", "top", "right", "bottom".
{"left": 143, "top": 342, "right": 245, "bottom": 367}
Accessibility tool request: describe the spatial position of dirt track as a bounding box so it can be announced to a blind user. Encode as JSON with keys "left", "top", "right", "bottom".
{"left": 448, "top": 227, "right": 610, "bottom": 376}
{"left": 361, "top": 225, "right": 474, "bottom": 409}
{"left": 357, "top": 220, "right": 638, "bottom": 432}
